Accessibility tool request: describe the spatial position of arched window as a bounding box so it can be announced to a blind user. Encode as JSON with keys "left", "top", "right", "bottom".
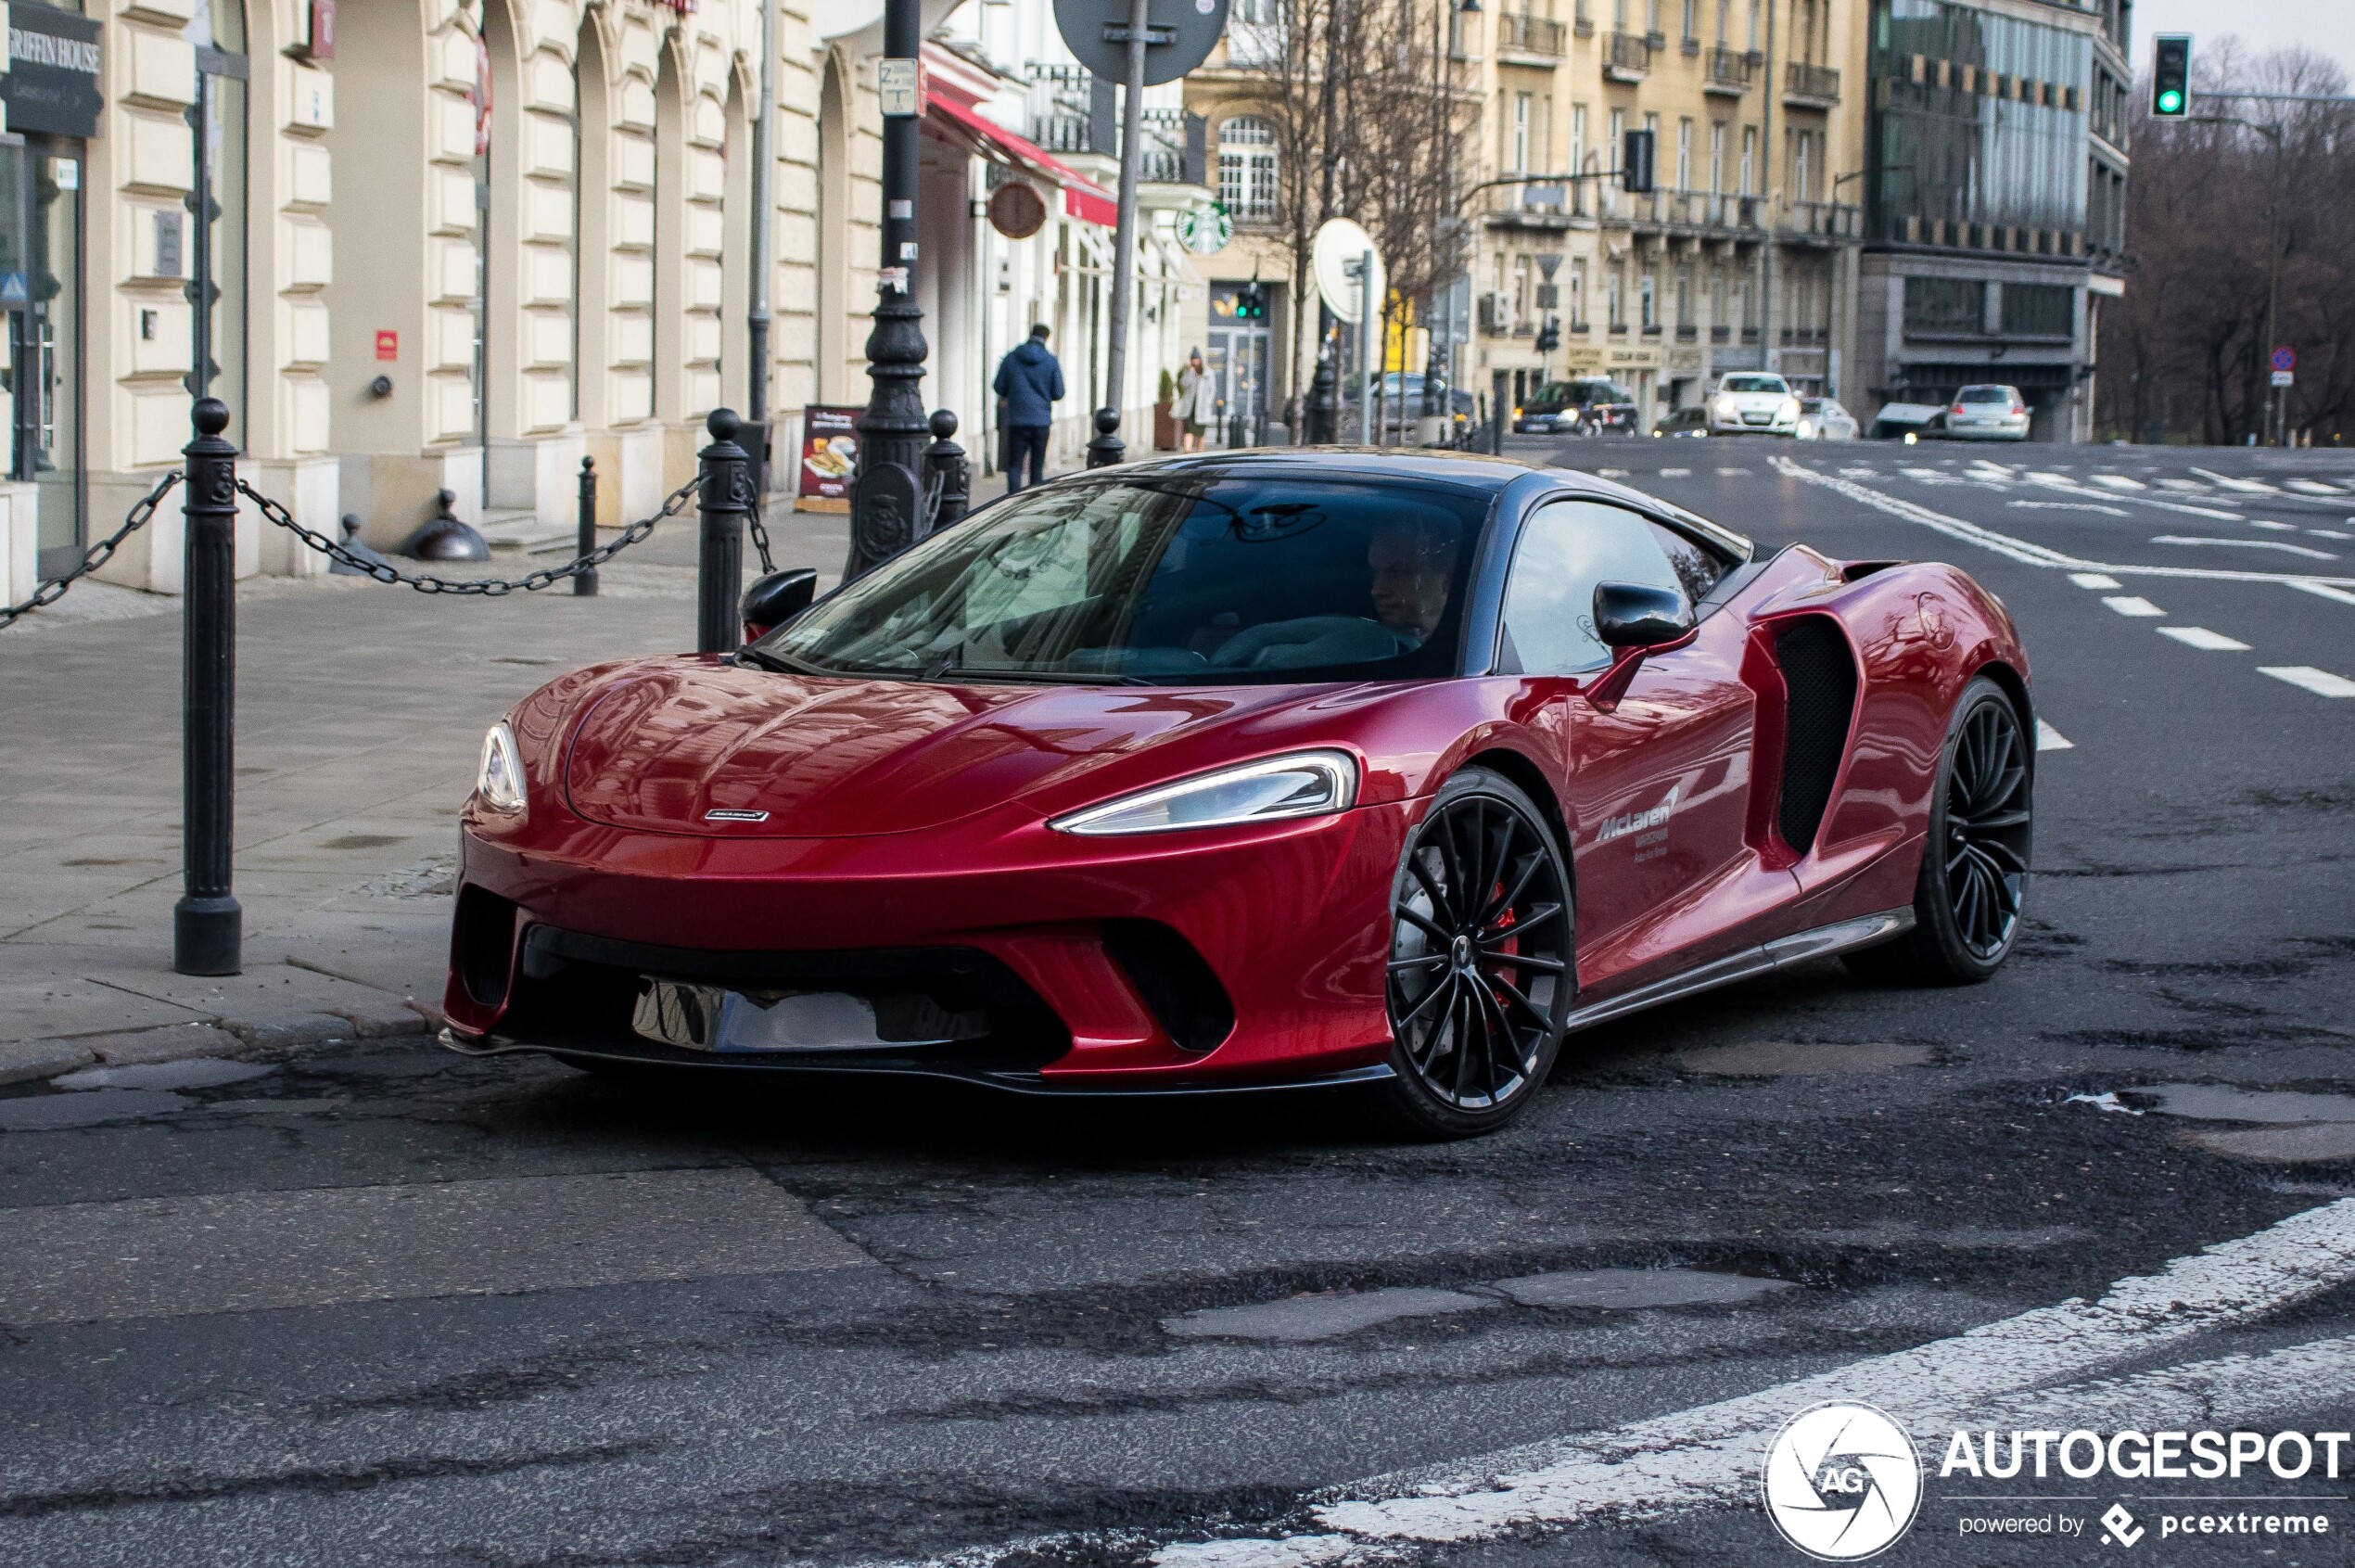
{"left": 1217, "top": 116, "right": 1278, "bottom": 223}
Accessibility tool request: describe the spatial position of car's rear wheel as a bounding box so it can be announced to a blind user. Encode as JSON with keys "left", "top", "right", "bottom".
{"left": 1845, "top": 675, "right": 2031, "bottom": 985}
{"left": 1376, "top": 768, "right": 1572, "bottom": 1139}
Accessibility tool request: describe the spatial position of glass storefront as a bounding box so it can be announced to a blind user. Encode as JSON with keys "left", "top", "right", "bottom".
{"left": 1868, "top": 0, "right": 2091, "bottom": 249}
{"left": 0, "top": 134, "right": 86, "bottom": 575}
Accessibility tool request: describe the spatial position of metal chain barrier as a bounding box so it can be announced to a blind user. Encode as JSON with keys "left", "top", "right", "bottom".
{"left": 740, "top": 467, "right": 775, "bottom": 574}
{"left": 236, "top": 474, "right": 702, "bottom": 595}
{"left": 0, "top": 470, "right": 184, "bottom": 632}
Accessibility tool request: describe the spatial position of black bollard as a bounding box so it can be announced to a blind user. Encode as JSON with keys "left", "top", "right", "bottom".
{"left": 1086, "top": 406, "right": 1123, "bottom": 469}
{"left": 175, "top": 398, "right": 241, "bottom": 976}
{"left": 1305, "top": 345, "right": 1337, "bottom": 444}
{"left": 574, "top": 456, "right": 598, "bottom": 596}
{"left": 924, "top": 409, "right": 970, "bottom": 534}
{"left": 1491, "top": 370, "right": 1509, "bottom": 455}
{"left": 697, "top": 408, "right": 749, "bottom": 655}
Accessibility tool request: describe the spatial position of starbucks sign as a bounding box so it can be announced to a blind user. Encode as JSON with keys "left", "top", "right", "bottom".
{"left": 1178, "top": 203, "right": 1232, "bottom": 256}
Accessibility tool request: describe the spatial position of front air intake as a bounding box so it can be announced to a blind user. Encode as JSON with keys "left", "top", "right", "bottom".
{"left": 1103, "top": 920, "right": 1236, "bottom": 1055}
{"left": 1773, "top": 618, "right": 1858, "bottom": 855}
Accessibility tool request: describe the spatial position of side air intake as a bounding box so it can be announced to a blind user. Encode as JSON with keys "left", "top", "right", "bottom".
{"left": 1773, "top": 618, "right": 1858, "bottom": 855}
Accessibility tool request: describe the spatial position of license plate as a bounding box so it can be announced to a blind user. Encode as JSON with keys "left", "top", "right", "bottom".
{"left": 630, "top": 980, "right": 984, "bottom": 1052}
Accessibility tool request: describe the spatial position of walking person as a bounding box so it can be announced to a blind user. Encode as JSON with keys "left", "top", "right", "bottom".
{"left": 1175, "top": 348, "right": 1215, "bottom": 453}
{"left": 993, "top": 325, "right": 1063, "bottom": 493}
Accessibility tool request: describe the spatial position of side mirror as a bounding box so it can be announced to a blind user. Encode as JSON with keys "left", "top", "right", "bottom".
{"left": 741, "top": 567, "right": 818, "bottom": 643}
{"left": 1593, "top": 580, "right": 1696, "bottom": 648}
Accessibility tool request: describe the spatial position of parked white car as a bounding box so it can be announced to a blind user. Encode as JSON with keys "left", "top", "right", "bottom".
{"left": 1708, "top": 373, "right": 1802, "bottom": 436}
{"left": 1942, "top": 384, "right": 2031, "bottom": 440}
{"left": 1795, "top": 398, "right": 1860, "bottom": 440}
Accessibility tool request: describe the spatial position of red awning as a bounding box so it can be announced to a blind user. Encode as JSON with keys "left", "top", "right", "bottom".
{"left": 924, "top": 92, "right": 1116, "bottom": 229}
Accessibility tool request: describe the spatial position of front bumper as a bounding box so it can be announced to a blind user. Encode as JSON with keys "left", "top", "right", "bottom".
{"left": 442, "top": 797, "right": 1412, "bottom": 1090}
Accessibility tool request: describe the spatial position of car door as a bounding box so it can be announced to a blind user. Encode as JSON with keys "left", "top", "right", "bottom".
{"left": 1497, "top": 497, "right": 1775, "bottom": 993}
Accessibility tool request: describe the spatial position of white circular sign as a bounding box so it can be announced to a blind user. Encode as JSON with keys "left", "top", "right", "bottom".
{"left": 1310, "top": 218, "right": 1383, "bottom": 325}
{"left": 1761, "top": 1402, "right": 1921, "bottom": 1562}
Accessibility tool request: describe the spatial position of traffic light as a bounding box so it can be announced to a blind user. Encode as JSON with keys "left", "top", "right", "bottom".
{"left": 2152, "top": 34, "right": 2191, "bottom": 117}
{"left": 1233, "top": 285, "right": 1266, "bottom": 321}
{"left": 1534, "top": 316, "right": 1560, "bottom": 354}
{"left": 1621, "top": 129, "right": 1656, "bottom": 195}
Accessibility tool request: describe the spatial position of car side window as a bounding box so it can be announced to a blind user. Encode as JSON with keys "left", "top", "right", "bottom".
{"left": 1500, "top": 500, "right": 1698, "bottom": 675}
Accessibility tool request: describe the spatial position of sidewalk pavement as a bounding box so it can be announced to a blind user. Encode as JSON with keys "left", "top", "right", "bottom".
{"left": 0, "top": 508, "right": 848, "bottom": 1085}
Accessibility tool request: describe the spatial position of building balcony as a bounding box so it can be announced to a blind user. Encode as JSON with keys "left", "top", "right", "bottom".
{"left": 1496, "top": 13, "right": 1567, "bottom": 60}
{"left": 1703, "top": 46, "right": 1752, "bottom": 96}
{"left": 1604, "top": 32, "right": 1650, "bottom": 82}
{"left": 1604, "top": 187, "right": 1767, "bottom": 236}
{"left": 1675, "top": 323, "right": 1698, "bottom": 341}
{"left": 1784, "top": 61, "right": 1840, "bottom": 108}
{"left": 1785, "top": 198, "right": 1863, "bottom": 242}
{"left": 1710, "top": 325, "right": 1731, "bottom": 343}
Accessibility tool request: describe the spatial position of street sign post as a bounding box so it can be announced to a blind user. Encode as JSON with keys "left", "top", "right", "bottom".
{"left": 2272, "top": 346, "right": 2296, "bottom": 373}
{"left": 2272, "top": 370, "right": 2294, "bottom": 389}
{"left": 1055, "top": 0, "right": 1231, "bottom": 465}
{"left": 1311, "top": 220, "right": 1383, "bottom": 444}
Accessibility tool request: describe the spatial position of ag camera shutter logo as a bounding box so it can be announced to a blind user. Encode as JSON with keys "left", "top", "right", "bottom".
{"left": 1763, "top": 1402, "right": 1923, "bottom": 1561}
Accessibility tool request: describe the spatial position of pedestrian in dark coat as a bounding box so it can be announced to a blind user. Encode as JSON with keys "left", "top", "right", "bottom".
{"left": 993, "top": 325, "right": 1064, "bottom": 493}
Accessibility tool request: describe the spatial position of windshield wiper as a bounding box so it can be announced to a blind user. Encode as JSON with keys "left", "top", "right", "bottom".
{"left": 734, "top": 644, "right": 818, "bottom": 675}
{"left": 926, "top": 665, "right": 1155, "bottom": 687}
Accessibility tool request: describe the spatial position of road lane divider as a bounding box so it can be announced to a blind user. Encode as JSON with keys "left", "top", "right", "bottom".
{"left": 2156, "top": 627, "right": 2253, "bottom": 651}
{"left": 2259, "top": 667, "right": 2355, "bottom": 699}
{"left": 2104, "top": 597, "right": 2165, "bottom": 618}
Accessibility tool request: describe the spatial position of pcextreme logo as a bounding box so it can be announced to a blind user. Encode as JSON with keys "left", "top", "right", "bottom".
{"left": 1763, "top": 1402, "right": 1924, "bottom": 1561}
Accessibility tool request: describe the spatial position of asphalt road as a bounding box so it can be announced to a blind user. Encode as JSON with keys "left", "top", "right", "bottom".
{"left": 4, "top": 438, "right": 2354, "bottom": 1568}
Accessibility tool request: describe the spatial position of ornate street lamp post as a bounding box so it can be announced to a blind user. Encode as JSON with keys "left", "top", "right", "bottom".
{"left": 847, "top": 0, "right": 928, "bottom": 580}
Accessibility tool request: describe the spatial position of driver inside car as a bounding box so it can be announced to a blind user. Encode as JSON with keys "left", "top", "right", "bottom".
{"left": 1212, "top": 519, "right": 1461, "bottom": 669}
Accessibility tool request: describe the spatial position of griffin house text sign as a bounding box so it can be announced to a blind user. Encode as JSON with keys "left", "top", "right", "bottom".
{"left": 3, "top": 6, "right": 106, "bottom": 139}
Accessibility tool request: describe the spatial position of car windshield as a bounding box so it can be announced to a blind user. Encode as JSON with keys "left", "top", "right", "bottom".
{"left": 762, "top": 475, "right": 1490, "bottom": 685}
{"left": 1958, "top": 386, "right": 2013, "bottom": 403}
{"left": 1720, "top": 375, "right": 1789, "bottom": 394}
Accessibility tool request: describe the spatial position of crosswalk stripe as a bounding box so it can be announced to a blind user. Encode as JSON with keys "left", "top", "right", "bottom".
{"left": 2156, "top": 626, "right": 2251, "bottom": 651}
{"left": 2068, "top": 572, "right": 2120, "bottom": 589}
{"left": 2259, "top": 666, "right": 2355, "bottom": 698}
{"left": 2103, "top": 595, "right": 2165, "bottom": 617}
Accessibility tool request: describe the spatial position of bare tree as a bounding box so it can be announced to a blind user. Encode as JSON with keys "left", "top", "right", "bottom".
{"left": 2099, "top": 43, "right": 2355, "bottom": 444}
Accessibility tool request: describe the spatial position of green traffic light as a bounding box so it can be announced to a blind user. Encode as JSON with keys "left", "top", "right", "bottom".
{"left": 2157, "top": 89, "right": 2183, "bottom": 112}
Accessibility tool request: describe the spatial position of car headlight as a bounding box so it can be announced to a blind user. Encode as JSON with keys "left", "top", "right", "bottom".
{"left": 476, "top": 720, "right": 528, "bottom": 816}
{"left": 1050, "top": 750, "right": 1358, "bottom": 836}
{"left": 1779, "top": 398, "right": 1801, "bottom": 421}
{"left": 1713, "top": 398, "right": 1738, "bottom": 419}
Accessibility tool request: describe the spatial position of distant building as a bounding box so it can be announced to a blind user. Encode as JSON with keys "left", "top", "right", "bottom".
{"left": 1853, "top": 0, "right": 2130, "bottom": 440}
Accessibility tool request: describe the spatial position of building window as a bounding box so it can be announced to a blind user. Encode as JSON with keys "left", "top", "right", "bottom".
{"left": 1676, "top": 118, "right": 1692, "bottom": 190}
{"left": 1739, "top": 124, "right": 1756, "bottom": 195}
{"left": 2001, "top": 283, "right": 2074, "bottom": 338}
{"left": 1747, "top": 0, "right": 1759, "bottom": 49}
{"left": 1792, "top": 129, "right": 1811, "bottom": 202}
{"left": 1716, "top": 0, "right": 1730, "bottom": 44}
{"left": 1512, "top": 93, "right": 1532, "bottom": 172}
{"left": 1569, "top": 259, "right": 1586, "bottom": 325}
{"left": 1606, "top": 108, "right": 1625, "bottom": 213}
{"left": 1709, "top": 122, "right": 1725, "bottom": 193}
{"left": 1216, "top": 115, "right": 1278, "bottom": 222}
{"left": 1608, "top": 268, "right": 1624, "bottom": 329}
{"left": 1639, "top": 271, "right": 1657, "bottom": 329}
{"left": 1904, "top": 276, "right": 1986, "bottom": 337}
{"left": 1682, "top": 0, "right": 1697, "bottom": 40}
{"left": 1674, "top": 269, "right": 1691, "bottom": 326}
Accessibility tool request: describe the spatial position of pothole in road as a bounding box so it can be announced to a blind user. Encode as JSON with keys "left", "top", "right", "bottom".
{"left": 1490, "top": 1268, "right": 1799, "bottom": 1309}
{"left": 1164, "top": 1286, "right": 1494, "bottom": 1342}
{"left": 2080, "top": 1084, "right": 2355, "bottom": 1165}
{"left": 1674, "top": 1041, "right": 1933, "bottom": 1077}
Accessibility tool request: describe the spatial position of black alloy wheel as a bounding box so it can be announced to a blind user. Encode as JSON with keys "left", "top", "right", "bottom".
{"left": 1379, "top": 768, "right": 1572, "bottom": 1138}
{"left": 1846, "top": 675, "right": 2032, "bottom": 985}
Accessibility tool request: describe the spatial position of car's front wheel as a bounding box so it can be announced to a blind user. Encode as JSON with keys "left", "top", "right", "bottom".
{"left": 1376, "top": 767, "right": 1572, "bottom": 1139}
{"left": 1846, "top": 675, "right": 2032, "bottom": 985}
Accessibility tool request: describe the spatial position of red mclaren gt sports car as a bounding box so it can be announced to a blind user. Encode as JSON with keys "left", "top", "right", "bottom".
{"left": 442, "top": 451, "right": 2032, "bottom": 1136}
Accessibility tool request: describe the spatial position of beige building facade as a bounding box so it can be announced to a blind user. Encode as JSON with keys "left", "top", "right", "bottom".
{"left": 1461, "top": 0, "right": 1867, "bottom": 426}
{"left": 0, "top": 0, "right": 948, "bottom": 607}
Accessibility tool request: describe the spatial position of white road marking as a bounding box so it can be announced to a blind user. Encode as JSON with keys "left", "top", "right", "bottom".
{"left": 1839, "top": 465, "right": 1878, "bottom": 478}
{"left": 2285, "top": 478, "right": 2346, "bottom": 495}
{"left": 2290, "top": 579, "right": 2355, "bottom": 608}
{"left": 1716, "top": 466, "right": 1752, "bottom": 475}
{"left": 1770, "top": 458, "right": 2355, "bottom": 591}
{"left": 2260, "top": 666, "right": 2355, "bottom": 698}
{"left": 1597, "top": 467, "right": 1630, "bottom": 478}
{"left": 2089, "top": 474, "right": 2147, "bottom": 490}
{"left": 2011, "top": 500, "right": 2127, "bottom": 516}
{"left": 2157, "top": 478, "right": 2211, "bottom": 491}
{"left": 2250, "top": 519, "right": 2298, "bottom": 530}
{"left": 2152, "top": 534, "right": 2338, "bottom": 560}
{"left": 2191, "top": 466, "right": 2280, "bottom": 493}
{"left": 1902, "top": 466, "right": 1964, "bottom": 483}
{"left": 2103, "top": 596, "right": 2165, "bottom": 617}
{"left": 2156, "top": 626, "right": 2252, "bottom": 651}
{"left": 2312, "top": 529, "right": 2353, "bottom": 540}
{"left": 1136, "top": 1202, "right": 2355, "bottom": 1563}
{"left": 2068, "top": 571, "right": 2121, "bottom": 589}
{"left": 2035, "top": 720, "right": 2073, "bottom": 751}
{"left": 1660, "top": 467, "right": 1691, "bottom": 477}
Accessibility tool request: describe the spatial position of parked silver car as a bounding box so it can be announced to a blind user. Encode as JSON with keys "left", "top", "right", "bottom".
{"left": 1942, "top": 384, "right": 2031, "bottom": 440}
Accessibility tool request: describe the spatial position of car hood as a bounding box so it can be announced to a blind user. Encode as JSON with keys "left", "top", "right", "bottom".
{"left": 561, "top": 660, "right": 1324, "bottom": 837}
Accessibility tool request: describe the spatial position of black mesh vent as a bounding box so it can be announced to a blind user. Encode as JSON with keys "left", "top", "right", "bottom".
{"left": 1774, "top": 618, "right": 1858, "bottom": 854}
{"left": 1103, "top": 920, "right": 1236, "bottom": 1055}
{"left": 452, "top": 885, "right": 520, "bottom": 1007}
